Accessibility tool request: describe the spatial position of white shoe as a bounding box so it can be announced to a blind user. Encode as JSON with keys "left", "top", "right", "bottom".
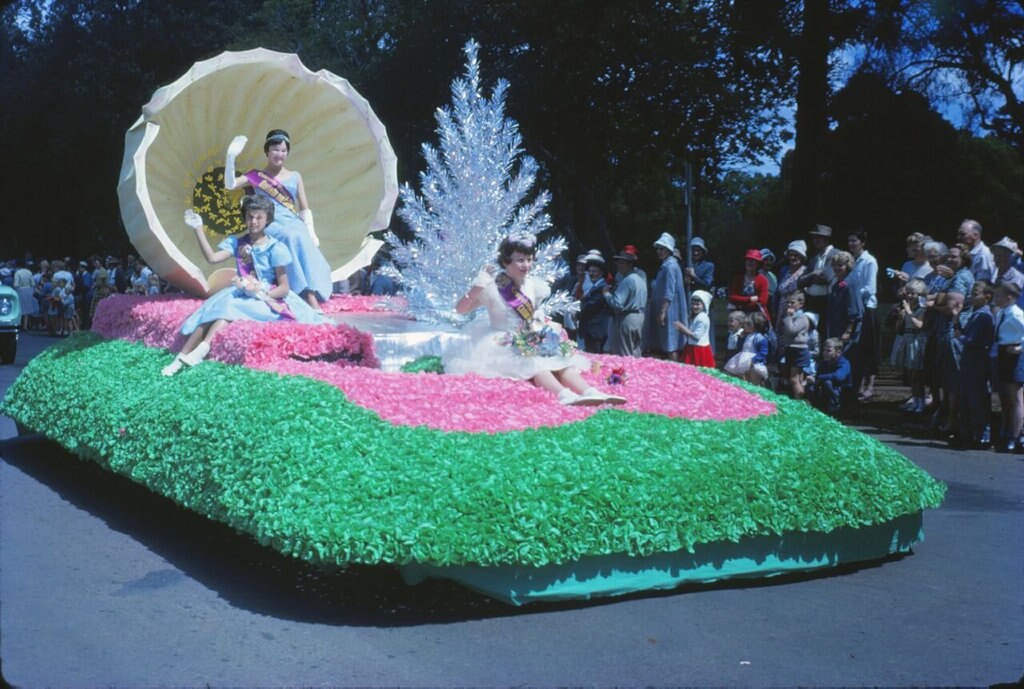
{"left": 161, "top": 355, "right": 185, "bottom": 377}
{"left": 577, "top": 387, "right": 627, "bottom": 406}
{"left": 557, "top": 389, "right": 581, "bottom": 406}
{"left": 180, "top": 341, "right": 210, "bottom": 367}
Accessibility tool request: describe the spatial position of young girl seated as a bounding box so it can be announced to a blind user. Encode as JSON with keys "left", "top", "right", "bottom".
{"left": 675, "top": 290, "right": 714, "bottom": 367}
{"left": 444, "top": 234, "right": 625, "bottom": 406}
{"left": 724, "top": 312, "right": 770, "bottom": 385}
{"left": 162, "top": 195, "right": 327, "bottom": 376}
{"left": 889, "top": 279, "right": 928, "bottom": 412}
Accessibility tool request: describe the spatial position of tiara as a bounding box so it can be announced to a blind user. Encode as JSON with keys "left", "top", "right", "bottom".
{"left": 266, "top": 133, "right": 290, "bottom": 144}
{"left": 505, "top": 231, "right": 536, "bottom": 247}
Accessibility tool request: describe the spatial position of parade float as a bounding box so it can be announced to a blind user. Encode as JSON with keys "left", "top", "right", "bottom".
{"left": 0, "top": 45, "right": 945, "bottom": 605}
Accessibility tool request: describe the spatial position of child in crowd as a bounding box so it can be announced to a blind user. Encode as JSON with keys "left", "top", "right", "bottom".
{"left": 724, "top": 311, "right": 770, "bottom": 385}
{"left": 808, "top": 337, "right": 851, "bottom": 416}
{"left": 60, "top": 280, "right": 77, "bottom": 336}
{"left": 49, "top": 277, "right": 69, "bottom": 336}
{"left": 778, "top": 291, "right": 810, "bottom": 399}
{"left": 804, "top": 312, "right": 820, "bottom": 380}
{"left": 889, "top": 279, "right": 929, "bottom": 412}
{"left": 676, "top": 290, "right": 714, "bottom": 367}
{"left": 956, "top": 281, "right": 994, "bottom": 448}
{"left": 724, "top": 310, "right": 746, "bottom": 362}
{"left": 147, "top": 273, "right": 161, "bottom": 296}
{"left": 990, "top": 282, "right": 1024, "bottom": 452}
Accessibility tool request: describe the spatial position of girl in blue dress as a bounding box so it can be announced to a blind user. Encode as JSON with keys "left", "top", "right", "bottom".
{"left": 224, "top": 129, "right": 333, "bottom": 309}
{"left": 162, "top": 195, "right": 327, "bottom": 376}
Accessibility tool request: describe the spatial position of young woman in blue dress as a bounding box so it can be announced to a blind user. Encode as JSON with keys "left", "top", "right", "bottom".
{"left": 161, "top": 195, "right": 325, "bottom": 376}
{"left": 224, "top": 129, "right": 333, "bottom": 310}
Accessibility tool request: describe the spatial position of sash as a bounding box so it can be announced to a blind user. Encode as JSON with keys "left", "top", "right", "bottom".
{"left": 245, "top": 169, "right": 298, "bottom": 215}
{"left": 234, "top": 235, "right": 295, "bottom": 321}
{"left": 494, "top": 272, "right": 535, "bottom": 322}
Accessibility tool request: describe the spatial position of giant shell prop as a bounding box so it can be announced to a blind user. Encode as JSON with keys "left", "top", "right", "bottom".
{"left": 118, "top": 48, "right": 398, "bottom": 296}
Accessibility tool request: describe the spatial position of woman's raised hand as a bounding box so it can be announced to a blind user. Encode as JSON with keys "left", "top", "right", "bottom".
{"left": 226, "top": 135, "right": 248, "bottom": 157}
{"left": 184, "top": 209, "right": 204, "bottom": 230}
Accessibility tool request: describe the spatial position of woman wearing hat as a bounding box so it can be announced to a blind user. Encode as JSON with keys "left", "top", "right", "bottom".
{"left": 775, "top": 240, "right": 808, "bottom": 319}
{"left": 728, "top": 249, "right": 772, "bottom": 321}
{"left": 643, "top": 232, "right": 688, "bottom": 360}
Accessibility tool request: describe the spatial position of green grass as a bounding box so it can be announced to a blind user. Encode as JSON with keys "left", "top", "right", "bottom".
{"left": 1, "top": 333, "right": 945, "bottom": 568}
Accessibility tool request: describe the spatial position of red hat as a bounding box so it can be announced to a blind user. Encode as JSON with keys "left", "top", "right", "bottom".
{"left": 744, "top": 249, "right": 764, "bottom": 263}
{"left": 613, "top": 245, "right": 640, "bottom": 262}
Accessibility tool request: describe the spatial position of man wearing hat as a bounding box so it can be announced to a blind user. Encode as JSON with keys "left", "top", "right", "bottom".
{"left": 603, "top": 245, "right": 647, "bottom": 356}
{"left": 578, "top": 251, "right": 612, "bottom": 353}
{"left": 799, "top": 224, "right": 838, "bottom": 318}
{"left": 644, "top": 232, "right": 689, "bottom": 360}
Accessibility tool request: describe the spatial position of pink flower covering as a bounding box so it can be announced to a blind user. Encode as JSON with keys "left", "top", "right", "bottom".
{"left": 92, "top": 294, "right": 378, "bottom": 369}
{"left": 92, "top": 295, "right": 775, "bottom": 433}
{"left": 321, "top": 294, "right": 408, "bottom": 314}
{"left": 256, "top": 355, "right": 775, "bottom": 433}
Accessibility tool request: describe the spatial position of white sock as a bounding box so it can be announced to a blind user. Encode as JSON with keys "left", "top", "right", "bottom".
{"left": 557, "top": 388, "right": 579, "bottom": 405}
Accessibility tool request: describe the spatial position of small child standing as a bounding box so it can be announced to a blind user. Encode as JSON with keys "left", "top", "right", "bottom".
{"left": 804, "top": 312, "right": 820, "bottom": 380}
{"left": 778, "top": 291, "right": 810, "bottom": 399}
{"left": 956, "top": 281, "right": 994, "bottom": 448}
{"left": 889, "top": 279, "right": 929, "bottom": 412}
{"left": 676, "top": 290, "right": 715, "bottom": 367}
{"left": 723, "top": 310, "right": 746, "bottom": 363}
{"left": 990, "top": 281, "right": 1024, "bottom": 452}
{"left": 808, "top": 337, "right": 852, "bottom": 416}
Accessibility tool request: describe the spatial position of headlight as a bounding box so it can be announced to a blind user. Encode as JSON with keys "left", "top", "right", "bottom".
{"left": 0, "top": 297, "right": 13, "bottom": 316}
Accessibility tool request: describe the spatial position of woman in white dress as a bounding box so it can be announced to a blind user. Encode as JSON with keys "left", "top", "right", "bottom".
{"left": 444, "top": 234, "right": 625, "bottom": 406}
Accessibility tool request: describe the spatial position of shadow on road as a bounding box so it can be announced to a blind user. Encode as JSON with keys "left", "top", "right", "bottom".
{"left": 1, "top": 434, "right": 912, "bottom": 628}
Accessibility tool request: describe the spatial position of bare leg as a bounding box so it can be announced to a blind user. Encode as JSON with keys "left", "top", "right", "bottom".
{"left": 553, "top": 367, "right": 591, "bottom": 395}
{"left": 531, "top": 369, "right": 567, "bottom": 394}
{"left": 789, "top": 369, "right": 805, "bottom": 399}
{"left": 305, "top": 291, "right": 321, "bottom": 310}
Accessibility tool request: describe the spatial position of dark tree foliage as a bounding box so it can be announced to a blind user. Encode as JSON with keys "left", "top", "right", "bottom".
{"left": 2, "top": 0, "right": 1022, "bottom": 280}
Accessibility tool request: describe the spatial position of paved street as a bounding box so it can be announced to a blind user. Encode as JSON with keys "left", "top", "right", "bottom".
{"left": 2, "top": 331, "right": 1022, "bottom": 687}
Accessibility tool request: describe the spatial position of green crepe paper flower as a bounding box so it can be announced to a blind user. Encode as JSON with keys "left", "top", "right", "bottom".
{"left": 1, "top": 334, "right": 946, "bottom": 568}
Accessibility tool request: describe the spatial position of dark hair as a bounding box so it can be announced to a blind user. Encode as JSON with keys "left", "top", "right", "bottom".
{"left": 263, "top": 129, "right": 291, "bottom": 154}
{"left": 973, "top": 280, "right": 994, "bottom": 299}
{"left": 998, "top": 281, "right": 1022, "bottom": 300}
{"left": 850, "top": 227, "right": 868, "bottom": 243}
{"left": 497, "top": 234, "right": 537, "bottom": 266}
{"left": 749, "top": 311, "right": 769, "bottom": 334}
{"left": 241, "top": 194, "right": 275, "bottom": 224}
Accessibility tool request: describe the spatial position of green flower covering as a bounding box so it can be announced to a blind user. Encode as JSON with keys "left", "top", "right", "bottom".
{"left": 399, "top": 355, "right": 445, "bottom": 374}
{"left": 1, "top": 334, "right": 945, "bottom": 569}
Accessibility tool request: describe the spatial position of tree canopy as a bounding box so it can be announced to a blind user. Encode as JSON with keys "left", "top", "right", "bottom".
{"left": 2, "top": 0, "right": 1021, "bottom": 276}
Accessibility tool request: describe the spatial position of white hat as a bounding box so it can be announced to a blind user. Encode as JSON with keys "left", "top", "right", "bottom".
{"left": 583, "top": 249, "right": 605, "bottom": 265}
{"left": 787, "top": 240, "right": 808, "bottom": 259}
{"left": 691, "top": 290, "right": 712, "bottom": 312}
{"left": 654, "top": 232, "right": 677, "bottom": 251}
{"left": 993, "top": 236, "right": 1018, "bottom": 253}
{"left": 690, "top": 236, "right": 708, "bottom": 252}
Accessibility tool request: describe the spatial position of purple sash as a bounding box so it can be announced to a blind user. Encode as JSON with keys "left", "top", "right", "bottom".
{"left": 245, "top": 169, "right": 298, "bottom": 215}
{"left": 494, "top": 272, "right": 535, "bottom": 322}
{"left": 234, "top": 235, "right": 295, "bottom": 321}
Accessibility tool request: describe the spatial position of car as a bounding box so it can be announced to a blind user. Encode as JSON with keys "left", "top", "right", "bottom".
{"left": 0, "top": 284, "right": 20, "bottom": 364}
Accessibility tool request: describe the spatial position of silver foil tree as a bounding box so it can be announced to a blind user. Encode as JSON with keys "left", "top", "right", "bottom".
{"left": 382, "top": 39, "right": 570, "bottom": 324}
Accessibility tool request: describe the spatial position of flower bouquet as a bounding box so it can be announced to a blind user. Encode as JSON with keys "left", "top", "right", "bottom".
{"left": 498, "top": 320, "right": 577, "bottom": 358}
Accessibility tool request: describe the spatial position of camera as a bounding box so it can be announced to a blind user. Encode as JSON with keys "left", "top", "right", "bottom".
{"left": 885, "top": 267, "right": 899, "bottom": 279}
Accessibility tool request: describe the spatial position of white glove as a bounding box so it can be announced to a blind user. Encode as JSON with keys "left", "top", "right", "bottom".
{"left": 224, "top": 135, "right": 247, "bottom": 190}
{"left": 472, "top": 267, "right": 495, "bottom": 289}
{"left": 299, "top": 209, "right": 320, "bottom": 247}
{"left": 184, "top": 209, "right": 204, "bottom": 230}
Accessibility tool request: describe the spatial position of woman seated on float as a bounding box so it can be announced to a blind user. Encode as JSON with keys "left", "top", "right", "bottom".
{"left": 223, "top": 129, "right": 333, "bottom": 310}
{"left": 162, "top": 195, "right": 326, "bottom": 376}
{"left": 445, "top": 234, "right": 625, "bottom": 406}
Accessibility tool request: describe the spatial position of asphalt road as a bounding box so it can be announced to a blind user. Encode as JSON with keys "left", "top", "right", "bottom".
{"left": 1, "top": 331, "right": 1022, "bottom": 687}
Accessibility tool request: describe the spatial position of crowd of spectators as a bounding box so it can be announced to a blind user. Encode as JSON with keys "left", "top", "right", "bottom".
{"left": 0, "top": 253, "right": 176, "bottom": 334}
{"left": 2, "top": 218, "right": 1013, "bottom": 451}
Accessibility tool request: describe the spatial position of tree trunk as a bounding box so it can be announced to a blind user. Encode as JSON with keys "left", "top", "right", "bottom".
{"left": 791, "top": 0, "right": 830, "bottom": 229}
